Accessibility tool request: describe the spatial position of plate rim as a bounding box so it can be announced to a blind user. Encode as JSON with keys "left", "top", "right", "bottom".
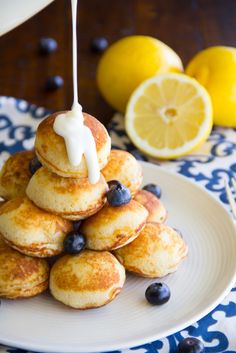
{"left": 0, "top": 161, "right": 236, "bottom": 353}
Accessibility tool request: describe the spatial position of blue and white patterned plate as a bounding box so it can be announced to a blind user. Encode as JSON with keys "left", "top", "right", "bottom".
{"left": 0, "top": 97, "right": 236, "bottom": 353}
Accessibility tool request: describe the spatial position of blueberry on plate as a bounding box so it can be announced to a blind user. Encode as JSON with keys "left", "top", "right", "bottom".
{"left": 174, "top": 228, "right": 183, "bottom": 238}
{"left": 178, "top": 337, "right": 205, "bottom": 353}
{"left": 145, "top": 282, "right": 170, "bottom": 305}
{"left": 45, "top": 75, "right": 64, "bottom": 91}
{"left": 91, "top": 37, "right": 108, "bottom": 52}
{"left": 73, "top": 220, "right": 82, "bottom": 232}
{"left": 64, "top": 231, "right": 86, "bottom": 254}
{"left": 39, "top": 37, "right": 58, "bottom": 54}
{"left": 107, "top": 180, "right": 120, "bottom": 189}
{"left": 107, "top": 182, "right": 131, "bottom": 207}
{"left": 111, "top": 145, "right": 122, "bottom": 150}
{"left": 143, "top": 183, "right": 162, "bottom": 198}
{"left": 130, "top": 150, "right": 147, "bottom": 161}
{"left": 29, "top": 156, "right": 42, "bottom": 174}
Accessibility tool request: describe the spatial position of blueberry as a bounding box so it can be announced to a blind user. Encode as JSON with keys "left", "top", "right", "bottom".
{"left": 143, "top": 183, "right": 162, "bottom": 198}
{"left": 73, "top": 221, "right": 82, "bottom": 232}
{"left": 91, "top": 37, "right": 108, "bottom": 52}
{"left": 39, "top": 37, "right": 58, "bottom": 54}
{"left": 130, "top": 151, "right": 147, "bottom": 161}
{"left": 107, "top": 180, "right": 120, "bottom": 189}
{"left": 111, "top": 146, "right": 122, "bottom": 150}
{"left": 45, "top": 75, "right": 64, "bottom": 90}
{"left": 178, "top": 337, "right": 205, "bottom": 353}
{"left": 174, "top": 228, "right": 183, "bottom": 238}
{"left": 29, "top": 156, "right": 42, "bottom": 174}
{"left": 145, "top": 283, "right": 170, "bottom": 305}
{"left": 107, "top": 182, "right": 131, "bottom": 207}
{"left": 63, "top": 231, "right": 86, "bottom": 254}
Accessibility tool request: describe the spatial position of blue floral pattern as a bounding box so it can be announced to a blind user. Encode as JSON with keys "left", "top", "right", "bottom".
{"left": 109, "top": 114, "right": 236, "bottom": 215}
{"left": 0, "top": 99, "right": 236, "bottom": 353}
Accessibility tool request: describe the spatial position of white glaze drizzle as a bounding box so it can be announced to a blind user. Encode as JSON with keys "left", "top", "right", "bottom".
{"left": 53, "top": 0, "right": 100, "bottom": 184}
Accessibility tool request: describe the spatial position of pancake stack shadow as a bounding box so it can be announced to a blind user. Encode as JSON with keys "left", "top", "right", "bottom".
{"left": 0, "top": 111, "right": 188, "bottom": 309}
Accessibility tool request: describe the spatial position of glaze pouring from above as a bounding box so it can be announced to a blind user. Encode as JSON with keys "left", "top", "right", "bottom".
{"left": 53, "top": 0, "right": 100, "bottom": 184}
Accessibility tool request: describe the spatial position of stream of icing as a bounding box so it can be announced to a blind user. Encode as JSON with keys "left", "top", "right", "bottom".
{"left": 53, "top": 0, "right": 100, "bottom": 184}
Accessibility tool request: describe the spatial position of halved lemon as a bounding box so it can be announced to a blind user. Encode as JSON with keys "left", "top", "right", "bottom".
{"left": 125, "top": 73, "right": 213, "bottom": 159}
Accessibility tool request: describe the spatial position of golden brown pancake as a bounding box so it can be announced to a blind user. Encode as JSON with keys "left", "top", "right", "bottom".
{"left": 50, "top": 250, "right": 125, "bottom": 309}
{"left": 80, "top": 200, "right": 148, "bottom": 250}
{"left": 35, "top": 112, "right": 111, "bottom": 178}
{"left": 101, "top": 149, "right": 143, "bottom": 196}
{"left": 0, "top": 197, "right": 72, "bottom": 257}
{"left": 115, "top": 222, "right": 188, "bottom": 278}
{"left": 134, "top": 190, "right": 167, "bottom": 223}
{"left": 0, "top": 234, "right": 7, "bottom": 248}
{"left": 26, "top": 167, "right": 108, "bottom": 220}
{"left": 0, "top": 200, "right": 5, "bottom": 208}
{"left": 0, "top": 237, "right": 49, "bottom": 299}
{"left": 0, "top": 150, "right": 34, "bottom": 200}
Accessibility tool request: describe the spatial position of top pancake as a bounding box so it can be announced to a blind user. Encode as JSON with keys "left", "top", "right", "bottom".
{"left": 35, "top": 111, "right": 111, "bottom": 178}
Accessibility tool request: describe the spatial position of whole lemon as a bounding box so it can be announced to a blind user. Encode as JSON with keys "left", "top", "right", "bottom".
{"left": 186, "top": 46, "right": 236, "bottom": 128}
{"left": 96, "top": 36, "right": 183, "bottom": 112}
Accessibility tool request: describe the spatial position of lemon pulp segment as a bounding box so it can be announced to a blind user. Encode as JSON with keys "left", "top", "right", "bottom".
{"left": 125, "top": 73, "right": 213, "bottom": 159}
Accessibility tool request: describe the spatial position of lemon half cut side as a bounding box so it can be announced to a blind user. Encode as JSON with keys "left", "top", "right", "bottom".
{"left": 125, "top": 73, "right": 213, "bottom": 159}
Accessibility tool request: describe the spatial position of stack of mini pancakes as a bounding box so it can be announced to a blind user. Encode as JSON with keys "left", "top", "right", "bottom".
{"left": 0, "top": 111, "right": 188, "bottom": 309}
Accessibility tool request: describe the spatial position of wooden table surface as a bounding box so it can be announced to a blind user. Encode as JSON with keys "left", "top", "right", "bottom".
{"left": 0, "top": 0, "right": 236, "bottom": 125}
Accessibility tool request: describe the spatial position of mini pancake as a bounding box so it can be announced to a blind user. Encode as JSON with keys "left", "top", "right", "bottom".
{"left": 80, "top": 200, "right": 148, "bottom": 251}
{"left": 0, "top": 234, "right": 7, "bottom": 248}
{"left": 35, "top": 111, "right": 111, "bottom": 178}
{"left": 101, "top": 149, "right": 143, "bottom": 196}
{"left": 134, "top": 190, "right": 167, "bottom": 223}
{"left": 0, "top": 150, "right": 35, "bottom": 200}
{"left": 115, "top": 222, "right": 188, "bottom": 278}
{"left": 50, "top": 250, "right": 125, "bottom": 309}
{"left": 26, "top": 167, "right": 108, "bottom": 220}
{"left": 0, "top": 197, "right": 72, "bottom": 257}
{"left": 0, "top": 236, "right": 49, "bottom": 299}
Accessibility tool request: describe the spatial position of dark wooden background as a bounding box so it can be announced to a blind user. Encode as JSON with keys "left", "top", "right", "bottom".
{"left": 0, "top": 0, "right": 236, "bottom": 125}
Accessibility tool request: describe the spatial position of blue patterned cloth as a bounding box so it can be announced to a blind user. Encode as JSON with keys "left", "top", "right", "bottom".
{"left": 0, "top": 97, "right": 236, "bottom": 353}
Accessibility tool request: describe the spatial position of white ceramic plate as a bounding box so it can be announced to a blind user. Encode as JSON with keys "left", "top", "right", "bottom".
{"left": 0, "top": 161, "right": 236, "bottom": 353}
{"left": 0, "top": 0, "right": 54, "bottom": 36}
